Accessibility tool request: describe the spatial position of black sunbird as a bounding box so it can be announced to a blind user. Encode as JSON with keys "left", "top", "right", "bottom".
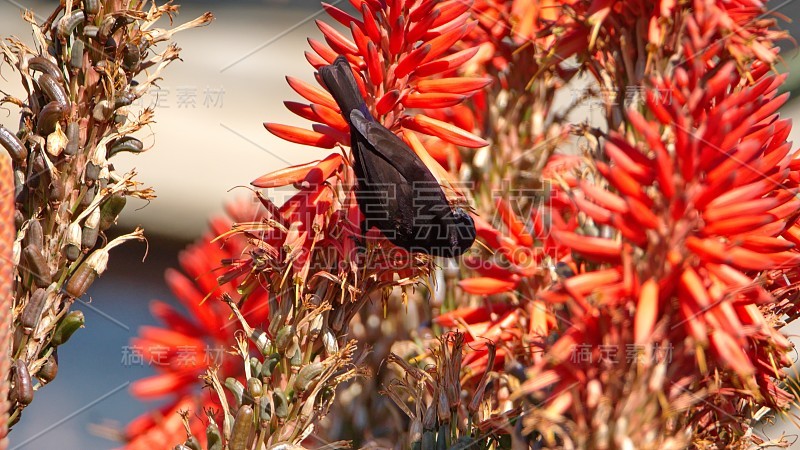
{"left": 319, "top": 56, "right": 476, "bottom": 258}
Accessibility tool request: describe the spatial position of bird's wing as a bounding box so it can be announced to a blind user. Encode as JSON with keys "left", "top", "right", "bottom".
{"left": 349, "top": 110, "right": 439, "bottom": 185}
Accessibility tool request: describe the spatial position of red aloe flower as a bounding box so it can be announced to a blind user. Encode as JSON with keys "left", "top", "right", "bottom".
{"left": 550, "top": 0, "right": 785, "bottom": 70}
{"left": 265, "top": 0, "right": 490, "bottom": 151}
{"left": 438, "top": 155, "right": 583, "bottom": 377}
{"left": 423, "top": 1, "right": 798, "bottom": 446}
{"left": 468, "top": 0, "right": 571, "bottom": 73}
{"left": 502, "top": 7, "right": 799, "bottom": 446}
{"left": 124, "top": 199, "right": 270, "bottom": 449}
{"left": 548, "top": 62, "right": 797, "bottom": 376}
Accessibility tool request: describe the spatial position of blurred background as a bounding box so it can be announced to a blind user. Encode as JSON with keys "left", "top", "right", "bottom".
{"left": 1, "top": 0, "right": 800, "bottom": 448}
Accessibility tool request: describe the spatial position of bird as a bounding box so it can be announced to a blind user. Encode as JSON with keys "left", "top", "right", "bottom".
{"left": 319, "top": 55, "right": 476, "bottom": 258}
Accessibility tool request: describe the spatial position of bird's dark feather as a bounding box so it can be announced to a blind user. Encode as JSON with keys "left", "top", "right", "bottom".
{"left": 320, "top": 55, "right": 476, "bottom": 257}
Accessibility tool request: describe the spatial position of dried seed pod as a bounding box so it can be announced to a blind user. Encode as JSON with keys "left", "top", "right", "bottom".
{"left": 273, "top": 389, "right": 289, "bottom": 419}
{"left": 229, "top": 405, "right": 254, "bottom": 450}
{"left": 70, "top": 39, "right": 85, "bottom": 70}
{"left": 83, "top": 0, "right": 100, "bottom": 16}
{"left": 64, "top": 222, "right": 82, "bottom": 261}
{"left": 98, "top": 166, "right": 109, "bottom": 190}
{"left": 225, "top": 377, "right": 245, "bottom": 408}
{"left": 267, "top": 309, "right": 282, "bottom": 336}
{"left": 11, "top": 360, "right": 33, "bottom": 406}
{"left": 21, "top": 288, "right": 47, "bottom": 334}
{"left": 57, "top": 10, "right": 85, "bottom": 38}
{"left": 258, "top": 395, "right": 272, "bottom": 423}
{"left": 65, "top": 121, "right": 80, "bottom": 155}
{"left": 29, "top": 150, "right": 46, "bottom": 188}
{"left": 206, "top": 420, "right": 223, "bottom": 450}
{"left": 82, "top": 25, "right": 99, "bottom": 38}
{"left": 260, "top": 353, "right": 279, "bottom": 380}
{"left": 82, "top": 206, "right": 101, "bottom": 249}
{"left": 246, "top": 377, "right": 263, "bottom": 399}
{"left": 114, "top": 92, "right": 135, "bottom": 109}
{"left": 423, "top": 401, "right": 436, "bottom": 430}
{"left": 97, "top": 15, "right": 116, "bottom": 40}
{"left": 409, "top": 419, "right": 423, "bottom": 446}
{"left": 114, "top": 109, "right": 128, "bottom": 126}
{"left": 0, "top": 125, "right": 28, "bottom": 162}
{"left": 23, "top": 245, "right": 52, "bottom": 288}
{"left": 38, "top": 353, "right": 58, "bottom": 383}
{"left": 84, "top": 162, "right": 101, "bottom": 183}
{"left": 275, "top": 325, "right": 293, "bottom": 354}
{"left": 107, "top": 136, "right": 143, "bottom": 157}
{"left": 437, "top": 390, "right": 450, "bottom": 423}
{"left": 331, "top": 303, "right": 348, "bottom": 332}
{"left": 25, "top": 219, "right": 43, "bottom": 250}
{"left": 65, "top": 248, "right": 108, "bottom": 297}
{"left": 294, "top": 362, "right": 324, "bottom": 393}
{"left": 49, "top": 175, "right": 65, "bottom": 200}
{"left": 14, "top": 210, "right": 23, "bottom": 229}
{"left": 46, "top": 123, "right": 68, "bottom": 156}
{"left": 99, "top": 193, "right": 126, "bottom": 230}
{"left": 28, "top": 56, "right": 63, "bottom": 82}
{"left": 287, "top": 338, "right": 302, "bottom": 367}
{"left": 122, "top": 43, "right": 141, "bottom": 72}
{"left": 51, "top": 310, "right": 85, "bottom": 346}
{"left": 309, "top": 314, "right": 324, "bottom": 340}
{"left": 37, "top": 73, "right": 69, "bottom": 106}
{"left": 37, "top": 101, "right": 67, "bottom": 135}
{"left": 92, "top": 100, "right": 114, "bottom": 122}
{"left": 79, "top": 184, "right": 97, "bottom": 209}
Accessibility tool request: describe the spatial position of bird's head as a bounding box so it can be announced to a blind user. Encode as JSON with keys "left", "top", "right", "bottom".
{"left": 449, "top": 208, "right": 476, "bottom": 256}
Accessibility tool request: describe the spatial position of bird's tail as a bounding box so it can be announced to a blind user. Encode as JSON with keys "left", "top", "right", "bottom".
{"left": 319, "top": 55, "right": 372, "bottom": 121}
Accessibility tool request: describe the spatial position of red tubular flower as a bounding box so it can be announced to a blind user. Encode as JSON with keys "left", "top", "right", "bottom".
{"left": 124, "top": 199, "right": 270, "bottom": 449}
{"left": 513, "top": 10, "right": 797, "bottom": 443}
{"left": 554, "top": 62, "right": 797, "bottom": 370}
{"left": 468, "top": 0, "right": 571, "bottom": 74}
{"left": 431, "top": 2, "right": 796, "bottom": 446}
{"left": 437, "top": 156, "right": 582, "bottom": 378}
{"left": 265, "top": 0, "right": 490, "bottom": 151}
{"left": 551, "top": 0, "right": 785, "bottom": 68}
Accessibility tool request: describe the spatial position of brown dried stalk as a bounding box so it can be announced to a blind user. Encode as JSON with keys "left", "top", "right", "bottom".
{"left": 0, "top": 0, "right": 212, "bottom": 435}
